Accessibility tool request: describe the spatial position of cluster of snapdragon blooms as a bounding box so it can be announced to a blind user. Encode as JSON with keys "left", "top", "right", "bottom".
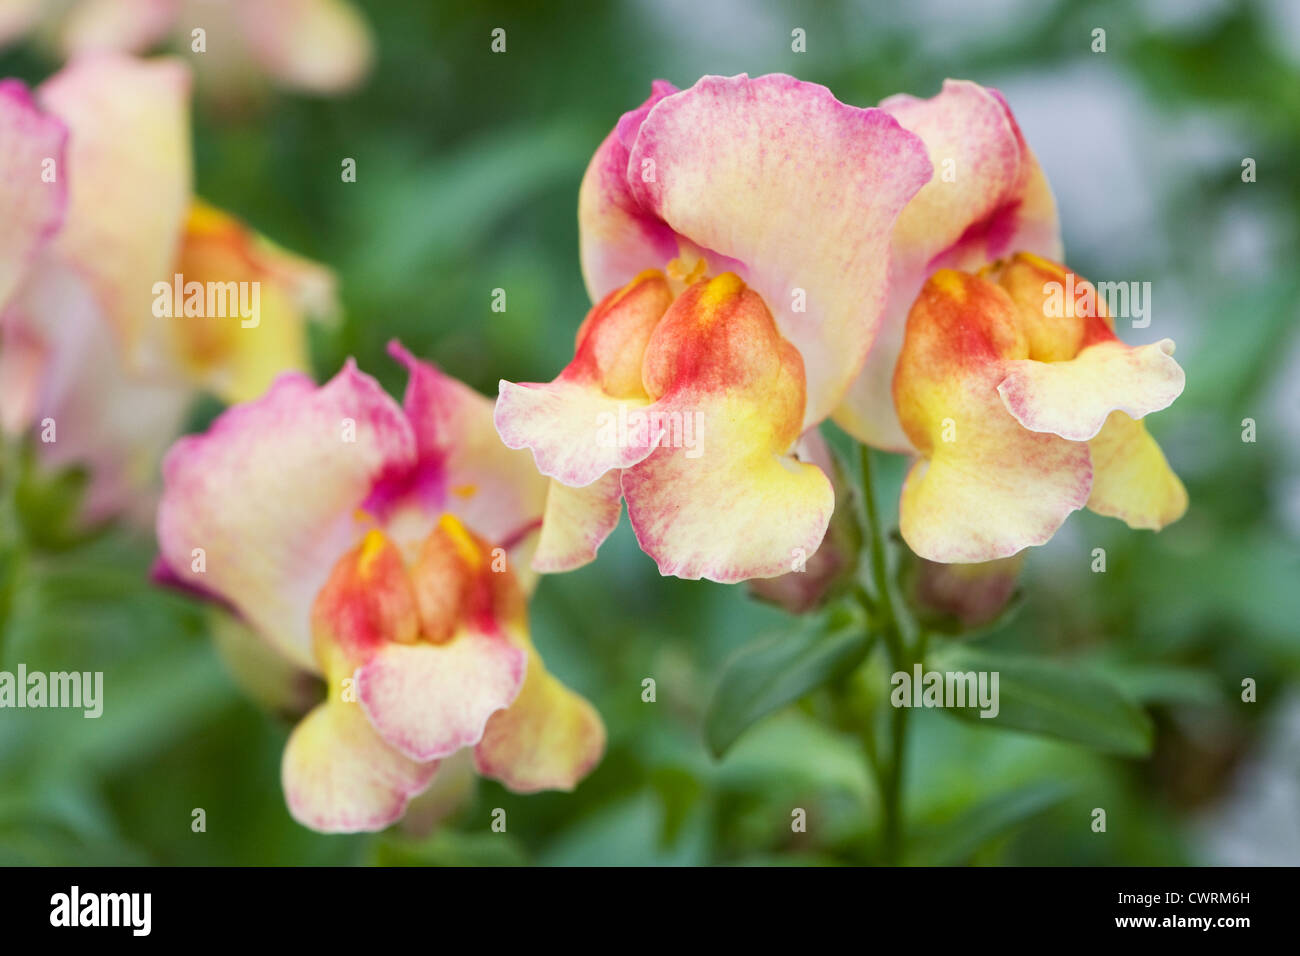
{"left": 0, "top": 66, "right": 1184, "bottom": 833}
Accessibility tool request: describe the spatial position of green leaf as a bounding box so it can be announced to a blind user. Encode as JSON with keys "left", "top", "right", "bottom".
{"left": 927, "top": 644, "right": 1154, "bottom": 757}
{"left": 347, "top": 121, "right": 592, "bottom": 283}
{"left": 371, "top": 829, "right": 529, "bottom": 867}
{"left": 1096, "top": 663, "right": 1224, "bottom": 707}
{"left": 705, "top": 604, "right": 873, "bottom": 759}
{"left": 714, "top": 710, "right": 873, "bottom": 801}
{"left": 0, "top": 541, "right": 21, "bottom": 656}
{"left": 13, "top": 453, "right": 97, "bottom": 552}
{"left": 908, "top": 781, "right": 1072, "bottom": 865}
{"left": 537, "top": 791, "right": 710, "bottom": 867}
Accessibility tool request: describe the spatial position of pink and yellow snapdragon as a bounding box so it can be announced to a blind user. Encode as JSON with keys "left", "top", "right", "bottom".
{"left": 892, "top": 256, "right": 1186, "bottom": 562}
{"left": 825, "top": 81, "right": 1186, "bottom": 562}
{"left": 155, "top": 344, "right": 605, "bottom": 832}
{"left": 499, "top": 74, "right": 1187, "bottom": 581}
{"left": 497, "top": 74, "right": 934, "bottom": 582}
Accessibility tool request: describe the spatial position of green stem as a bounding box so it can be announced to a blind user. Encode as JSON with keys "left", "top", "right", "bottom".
{"left": 857, "top": 444, "right": 912, "bottom": 865}
{"left": 883, "top": 685, "right": 909, "bottom": 863}
{"left": 858, "top": 446, "right": 895, "bottom": 637}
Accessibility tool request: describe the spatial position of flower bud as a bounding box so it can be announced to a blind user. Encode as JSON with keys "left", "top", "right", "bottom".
{"left": 903, "top": 552, "right": 1024, "bottom": 632}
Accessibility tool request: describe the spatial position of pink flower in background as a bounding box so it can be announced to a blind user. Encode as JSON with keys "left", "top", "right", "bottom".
{"left": 0, "top": 55, "right": 337, "bottom": 525}
{"left": 155, "top": 343, "right": 605, "bottom": 832}
{"left": 0, "top": 0, "right": 373, "bottom": 96}
{"left": 0, "top": 77, "right": 67, "bottom": 434}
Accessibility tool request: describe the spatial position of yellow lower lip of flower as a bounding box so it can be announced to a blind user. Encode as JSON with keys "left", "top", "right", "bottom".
{"left": 893, "top": 259, "right": 1187, "bottom": 562}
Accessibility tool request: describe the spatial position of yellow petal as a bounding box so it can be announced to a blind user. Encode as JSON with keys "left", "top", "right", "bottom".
{"left": 1087, "top": 410, "right": 1188, "bottom": 530}
{"left": 894, "top": 270, "right": 1090, "bottom": 562}
{"left": 534, "top": 474, "right": 623, "bottom": 573}
{"left": 282, "top": 697, "right": 437, "bottom": 834}
{"left": 167, "top": 199, "right": 337, "bottom": 404}
{"left": 474, "top": 642, "right": 605, "bottom": 793}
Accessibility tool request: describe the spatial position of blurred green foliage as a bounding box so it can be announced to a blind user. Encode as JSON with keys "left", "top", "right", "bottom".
{"left": 1, "top": 0, "right": 1297, "bottom": 865}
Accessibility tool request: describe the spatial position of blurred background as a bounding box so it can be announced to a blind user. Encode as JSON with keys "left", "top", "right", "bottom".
{"left": 1, "top": 0, "right": 1298, "bottom": 865}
